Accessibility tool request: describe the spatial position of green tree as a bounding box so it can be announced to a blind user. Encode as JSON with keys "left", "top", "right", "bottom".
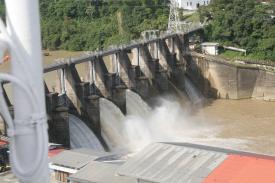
{"left": 40, "top": 0, "right": 169, "bottom": 51}
{"left": 200, "top": 0, "right": 275, "bottom": 60}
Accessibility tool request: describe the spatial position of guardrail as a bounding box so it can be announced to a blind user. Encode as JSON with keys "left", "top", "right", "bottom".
{"left": 43, "top": 28, "right": 204, "bottom": 74}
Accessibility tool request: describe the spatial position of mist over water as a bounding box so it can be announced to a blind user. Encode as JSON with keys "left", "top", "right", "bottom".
{"left": 124, "top": 93, "right": 214, "bottom": 152}
{"left": 99, "top": 89, "right": 247, "bottom": 153}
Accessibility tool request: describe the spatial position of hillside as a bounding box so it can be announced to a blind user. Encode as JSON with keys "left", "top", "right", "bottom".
{"left": 39, "top": 0, "right": 169, "bottom": 51}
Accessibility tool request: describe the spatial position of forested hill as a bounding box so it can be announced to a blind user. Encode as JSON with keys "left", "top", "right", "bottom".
{"left": 40, "top": 0, "right": 169, "bottom": 51}
{"left": 0, "top": 0, "right": 273, "bottom": 61}
{"left": 199, "top": 0, "right": 275, "bottom": 61}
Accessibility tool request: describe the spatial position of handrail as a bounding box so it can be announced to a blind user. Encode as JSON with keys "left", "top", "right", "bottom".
{"left": 43, "top": 28, "right": 203, "bottom": 74}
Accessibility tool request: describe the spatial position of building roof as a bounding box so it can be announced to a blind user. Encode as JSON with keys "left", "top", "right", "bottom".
{"left": 68, "top": 161, "right": 136, "bottom": 183}
{"left": 48, "top": 148, "right": 65, "bottom": 158}
{"left": 0, "top": 140, "right": 8, "bottom": 146}
{"left": 201, "top": 42, "right": 219, "bottom": 46}
{"left": 0, "top": 136, "right": 9, "bottom": 147}
{"left": 118, "top": 142, "right": 275, "bottom": 183}
{"left": 50, "top": 148, "right": 112, "bottom": 170}
{"left": 117, "top": 143, "right": 227, "bottom": 183}
{"left": 204, "top": 155, "right": 275, "bottom": 183}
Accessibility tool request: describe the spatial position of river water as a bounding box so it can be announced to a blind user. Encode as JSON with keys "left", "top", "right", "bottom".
{"left": 189, "top": 99, "right": 275, "bottom": 155}
{"left": 99, "top": 89, "right": 275, "bottom": 155}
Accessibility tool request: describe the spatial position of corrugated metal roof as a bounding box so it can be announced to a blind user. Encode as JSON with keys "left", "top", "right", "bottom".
{"left": 72, "top": 148, "right": 111, "bottom": 157}
{"left": 68, "top": 161, "right": 136, "bottom": 183}
{"left": 117, "top": 143, "right": 227, "bottom": 183}
{"left": 50, "top": 148, "right": 112, "bottom": 169}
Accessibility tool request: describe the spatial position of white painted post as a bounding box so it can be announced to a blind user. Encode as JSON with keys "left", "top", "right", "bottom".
{"left": 5, "top": 0, "right": 50, "bottom": 183}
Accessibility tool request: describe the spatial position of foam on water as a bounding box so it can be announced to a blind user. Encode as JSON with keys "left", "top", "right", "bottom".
{"left": 100, "top": 89, "right": 247, "bottom": 153}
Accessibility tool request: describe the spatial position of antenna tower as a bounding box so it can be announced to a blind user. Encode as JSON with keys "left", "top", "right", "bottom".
{"left": 168, "top": 0, "right": 180, "bottom": 32}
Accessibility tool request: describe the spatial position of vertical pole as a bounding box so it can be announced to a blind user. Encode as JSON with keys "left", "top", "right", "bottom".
{"left": 89, "top": 60, "right": 96, "bottom": 94}
{"left": 156, "top": 41, "right": 159, "bottom": 59}
{"left": 88, "top": 61, "right": 93, "bottom": 84}
{"left": 137, "top": 47, "right": 140, "bottom": 66}
{"left": 116, "top": 53, "right": 121, "bottom": 85}
{"left": 59, "top": 69, "right": 62, "bottom": 93}
{"left": 172, "top": 38, "right": 175, "bottom": 53}
{"left": 5, "top": 0, "right": 49, "bottom": 182}
{"left": 59, "top": 68, "right": 67, "bottom": 94}
{"left": 116, "top": 53, "right": 120, "bottom": 76}
{"left": 88, "top": 61, "right": 93, "bottom": 94}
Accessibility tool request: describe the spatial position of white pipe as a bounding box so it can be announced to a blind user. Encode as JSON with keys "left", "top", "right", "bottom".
{"left": 5, "top": 0, "right": 50, "bottom": 183}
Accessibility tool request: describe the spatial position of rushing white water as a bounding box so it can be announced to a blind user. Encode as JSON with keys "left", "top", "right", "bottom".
{"left": 69, "top": 114, "right": 104, "bottom": 151}
{"left": 125, "top": 95, "right": 247, "bottom": 152}
{"left": 100, "top": 89, "right": 247, "bottom": 153}
{"left": 184, "top": 77, "right": 204, "bottom": 105}
{"left": 126, "top": 89, "right": 151, "bottom": 116}
{"left": 99, "top": 98, "right": 129, "bottom": 151}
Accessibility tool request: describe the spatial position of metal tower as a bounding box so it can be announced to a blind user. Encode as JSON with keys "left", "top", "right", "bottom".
{"left": 168, "top": 0, "right": 180, "bottom": 32}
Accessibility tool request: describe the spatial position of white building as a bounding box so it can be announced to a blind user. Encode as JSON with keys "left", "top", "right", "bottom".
{"left": 177, "top": 0, "right": 211, "bottom": 10}
{"left": 201, "top": 42, "right": 219, "bottom": 55}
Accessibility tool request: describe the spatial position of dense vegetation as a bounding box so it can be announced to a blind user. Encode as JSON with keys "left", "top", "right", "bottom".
{"left": 40, "top": 0, "right": 169, "bottom": 51}
{"left": 199, "top": 0, "right": 275, "bottom": 61}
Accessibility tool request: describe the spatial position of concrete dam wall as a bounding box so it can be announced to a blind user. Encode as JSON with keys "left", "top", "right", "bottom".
{"left": 40, "top": 32, "right": 190, "bottom": 149}
{"left": 186, "top": 52, "right": 275, "bottom": 101}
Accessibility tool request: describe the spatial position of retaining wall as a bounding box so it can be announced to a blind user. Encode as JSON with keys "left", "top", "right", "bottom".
{"left": 187, "top": 52, "right": 275, "bottom": 101}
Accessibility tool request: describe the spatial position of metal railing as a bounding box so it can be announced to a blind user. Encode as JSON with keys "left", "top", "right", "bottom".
{"left": 43, "top": 28, "right": 204, "bottom": 74}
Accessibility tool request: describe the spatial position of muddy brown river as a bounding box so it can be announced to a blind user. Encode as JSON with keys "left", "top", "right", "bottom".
{"left": 1, "top": 51, "right": 275, "bottom": 155}
{"left": 188, "top": 99, "right": 275, "bottom": 155}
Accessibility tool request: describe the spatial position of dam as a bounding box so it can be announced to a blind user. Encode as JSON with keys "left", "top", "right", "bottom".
{"left": 1, "top": 30, "right": 275, "bottom": 155}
